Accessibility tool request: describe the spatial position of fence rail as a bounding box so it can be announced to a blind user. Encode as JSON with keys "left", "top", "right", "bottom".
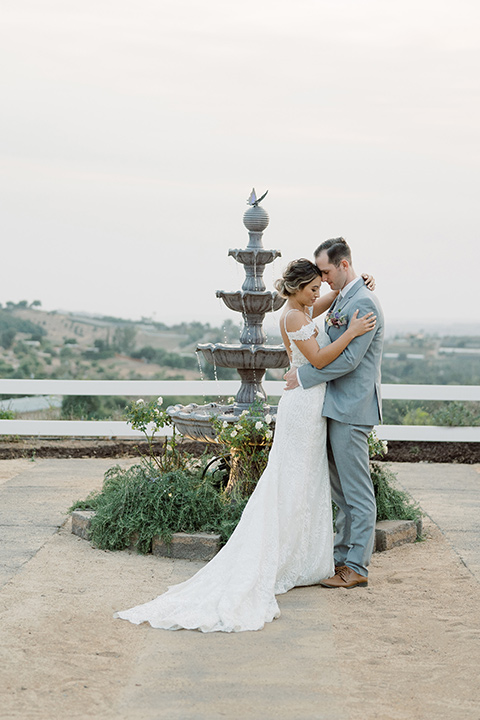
{"left": 0, "top": 380, "right": 478, "bottom": 442}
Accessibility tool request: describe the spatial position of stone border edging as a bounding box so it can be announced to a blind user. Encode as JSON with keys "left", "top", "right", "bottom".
{"left": 71, "top": 511, "right": 423, "bottom": 560}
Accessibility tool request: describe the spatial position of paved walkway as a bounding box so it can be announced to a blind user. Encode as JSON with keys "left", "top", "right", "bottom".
{"left": 392, "top": 462, "right": 480, "bottom": 580}
{"left": 1, "top": 458, "right": 478, "bottom": 588}
{"left": 0, "top": 458, "right": 479, "bottom": 720}
{"left": 0, "top": 457, "right": 137, "bottom": 589}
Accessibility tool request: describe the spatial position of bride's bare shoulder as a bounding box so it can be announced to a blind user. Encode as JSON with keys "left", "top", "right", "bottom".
{"left": 283, "top": 309, "right": 310, "bottom": 333}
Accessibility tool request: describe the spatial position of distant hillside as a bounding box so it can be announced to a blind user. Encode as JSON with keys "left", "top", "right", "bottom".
{"left": 0, "top": 303, "right": 478, "bottom": 426}
{"left": 0, "top": 302, "right": 478, "bottom": 387}
{"left": 0, "top": 305, "right": 248, "bottom": 383}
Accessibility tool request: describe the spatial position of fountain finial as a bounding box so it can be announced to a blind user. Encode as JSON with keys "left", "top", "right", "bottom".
{"left": 244, "top": 188, "right": 270, "bottom": 233}
{"left": 246, "top": 188, "right": 269, "bottom": 207}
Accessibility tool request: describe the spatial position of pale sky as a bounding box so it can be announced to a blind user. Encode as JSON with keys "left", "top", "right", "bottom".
{"left": 1, "top": 0, "right": 479, "bottom": 335}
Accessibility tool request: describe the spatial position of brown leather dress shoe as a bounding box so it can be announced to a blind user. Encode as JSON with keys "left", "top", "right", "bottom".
{"left": 319, "top": 566, "right": 368, "bottom": 589}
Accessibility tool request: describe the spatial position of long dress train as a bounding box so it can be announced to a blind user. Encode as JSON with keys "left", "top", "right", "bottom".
{"left": 114, "top": 325, "right": 334, "bottom": 632}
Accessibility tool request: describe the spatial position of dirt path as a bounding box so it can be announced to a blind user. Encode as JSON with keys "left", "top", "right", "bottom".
{"left": 1, "top": 460, "right": 479, "bottom": 719}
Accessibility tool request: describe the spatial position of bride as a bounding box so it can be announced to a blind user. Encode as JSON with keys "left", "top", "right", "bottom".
{"left": 114, "top": 259, "right": 376, "bottom": 633}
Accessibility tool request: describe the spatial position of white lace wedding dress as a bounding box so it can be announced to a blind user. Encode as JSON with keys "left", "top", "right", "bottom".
{"left": 114, "top": 320, "right": 334, "bottom": 632}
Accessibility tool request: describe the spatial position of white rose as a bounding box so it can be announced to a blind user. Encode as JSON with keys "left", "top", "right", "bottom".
{"left": 235, "top": 424, "right": 242, "bottom": 430}
{"left": 228, "top": 397, "right": 235, "bottom": 404}
{"left": 222, "top": 421, "right": 228, "bottom": 428}
{"left": 255, "top": 421, "right": 263, "bottom": 430}
{"left": 264, "top": 414, "right": 272, "bottom": 424}
{"left": 241, "top": 410, "right": 249, "bottom": 417}
{"left": 231, "top": 430, "right": 238, "bottom": 437}
{"left": 136, "top": 399, "right": 145, "bottom": 405}
{"left": 157, "top": 396, "right": 163, "bottom": 406}
{"left": 266, "top": 430, "right": 273, "bottom": 439}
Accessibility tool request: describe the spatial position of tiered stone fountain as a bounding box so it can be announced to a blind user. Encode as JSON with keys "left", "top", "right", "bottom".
{"left": 167, "top": 192, "right": 288, "bottom": 443}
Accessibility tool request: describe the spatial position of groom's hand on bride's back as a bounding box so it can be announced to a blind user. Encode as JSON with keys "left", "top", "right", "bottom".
{"left": 284, "top": 367, "right": 300, "bottom": 391}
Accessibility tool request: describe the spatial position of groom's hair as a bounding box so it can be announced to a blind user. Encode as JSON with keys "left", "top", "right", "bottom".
{"left": 314, "top": 237, "right": 352, "bottom": 267}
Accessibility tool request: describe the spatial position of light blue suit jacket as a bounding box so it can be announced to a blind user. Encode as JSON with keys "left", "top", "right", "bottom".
{"left": 298, "top": 278, "right": 384, "bottom": 426}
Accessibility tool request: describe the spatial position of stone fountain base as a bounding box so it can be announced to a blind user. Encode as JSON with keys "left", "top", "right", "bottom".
{"left": 167, "top": 401, "right": 278, "bottom": 444}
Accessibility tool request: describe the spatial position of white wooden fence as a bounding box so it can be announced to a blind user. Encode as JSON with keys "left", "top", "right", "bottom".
{"left": 0, "top": 379, "right": 478, "bottom": 442}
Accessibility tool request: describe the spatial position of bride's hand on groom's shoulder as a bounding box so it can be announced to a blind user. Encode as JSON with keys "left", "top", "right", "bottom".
{"left": 362, "top": 273, "right": 376, "bottom": 291}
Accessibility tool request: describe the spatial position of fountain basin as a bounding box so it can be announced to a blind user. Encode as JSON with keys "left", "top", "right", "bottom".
{"left": 216, "top": 290, "right": 285, "bottom": 315}
{"left": 167, "top": 402, "right": 278, "bottom": 444}
{"left": 228, "top": 249, "right": 281, "bottom": 265}
{"left": 196, "top": 343, "right": 288, "bottom": 369}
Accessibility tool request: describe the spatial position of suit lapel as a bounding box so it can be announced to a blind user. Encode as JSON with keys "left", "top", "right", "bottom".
{"left": 339, "top": 278, "right": 364, "bottom": 308}
{"left": 325, "top": 279, "right": 364, "bottom": 335}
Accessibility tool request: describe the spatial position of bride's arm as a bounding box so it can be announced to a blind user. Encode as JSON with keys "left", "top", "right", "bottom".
{"left": 311, "top": 274, "right": 376, "bottom": 319}
{"left": 286, "top": 312, "right": 376, "bottom": 369}
{"left": 312, "top": 273, "right": 375, "bottom": 317}
{"left": 311, "top": 289, "right": 338, "bottom": 318}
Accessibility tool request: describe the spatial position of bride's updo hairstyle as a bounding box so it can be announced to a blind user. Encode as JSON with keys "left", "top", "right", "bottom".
{"left": 274, "top": 259, "right": 321, "bottom": 298}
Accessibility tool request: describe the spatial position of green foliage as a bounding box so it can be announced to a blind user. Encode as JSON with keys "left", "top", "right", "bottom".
{"left": 60, "top": 346, "right": 74, "bottom": 359}
{"left": 431, "top": 401, "right": 480, "bottom": 427}
{"left": 0, "top": 358, "right": 15, "bottom": 376}
{"left": 61, "top": 395, "right": 128, "bottom": 420}
{"left": 382, "top": 400, "right": 480, "bottom": 427}
{"left": 62, "top": 395, "right": 101, "bottom": 420}
{"left": 0, "top": 408, "right": 15, "bottom": 419}
{"left": 13, "top": 355, "right": 45, "bottom": 379}
{"left": 178, "top": 321, "right": 209, "bottom": 347}
{"left": 113, "top": 326, "right": 137, "bottom": 354}
{"left": 212, "top": 398, "right": 274, "bottom": 450}
{"left": 201, "top": 362, "right": 237, "bottom": 381}
{"left": 370, "top": 463, "right": 422, "bottom": 522}
{"left": 69, "top": 463, "right": 248, "bottom": 551}
{"left": 82, "top": 338, "right": 115, "bottom": 360}
{"left": 125, "top": 396, "right": 188, "bottom": 473}
{"left": 367, "top": 430, "right": 389, "bottom": 459}
{"left": 366, "top": 430, "right": 421, "bottom": 523}
{"left": 212, "top": 398, "right": 274, "bottom": 496}
{"left": 0, "top": 308, "right": 46, "bottom": 337}
{"left": 0, "top": 328, "right": 16, "bottom": 349}
{"left": 69, "top": 426, "right": 420, "bottom": 558}
{"left": 381, "top": 352, "right": 480, "bottom": 385}
{"left": 402, "top": 407, "right": 433, "bottom": 426}
{"left": 132, "top": 345, "right": 197, "bottom": 369}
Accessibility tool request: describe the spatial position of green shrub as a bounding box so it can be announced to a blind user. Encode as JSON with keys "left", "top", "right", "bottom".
{"left": 367, "top": 429, "right": 421, "bottom": 522}
{"left": 370, "top": 463, "right": 421, "bottom": 522}
{"left": 69, "top": 424, "right": 420, "bottom": 558}
{"left": 62, "top": 395, "right": 102, "bottom": 420}
{"left": 70, "top": 463, "right": 248, "bottom": 552}
{"left": 431, "top": 401, "right": 480, "bottom": 427}
{"left": 61, "top": 395, "right": 129, "bottom": 420}
{"left": 0, "top": 408, "right": 15, "bottom": 419}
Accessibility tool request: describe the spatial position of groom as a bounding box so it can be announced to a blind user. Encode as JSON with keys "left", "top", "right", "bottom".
{"left": 284, "top": 237, "right": 384, "bottom": 588}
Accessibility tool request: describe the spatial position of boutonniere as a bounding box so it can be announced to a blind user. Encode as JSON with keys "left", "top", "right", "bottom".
{"left": 326, "top": 309, "right": 348, "bottom": 328}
